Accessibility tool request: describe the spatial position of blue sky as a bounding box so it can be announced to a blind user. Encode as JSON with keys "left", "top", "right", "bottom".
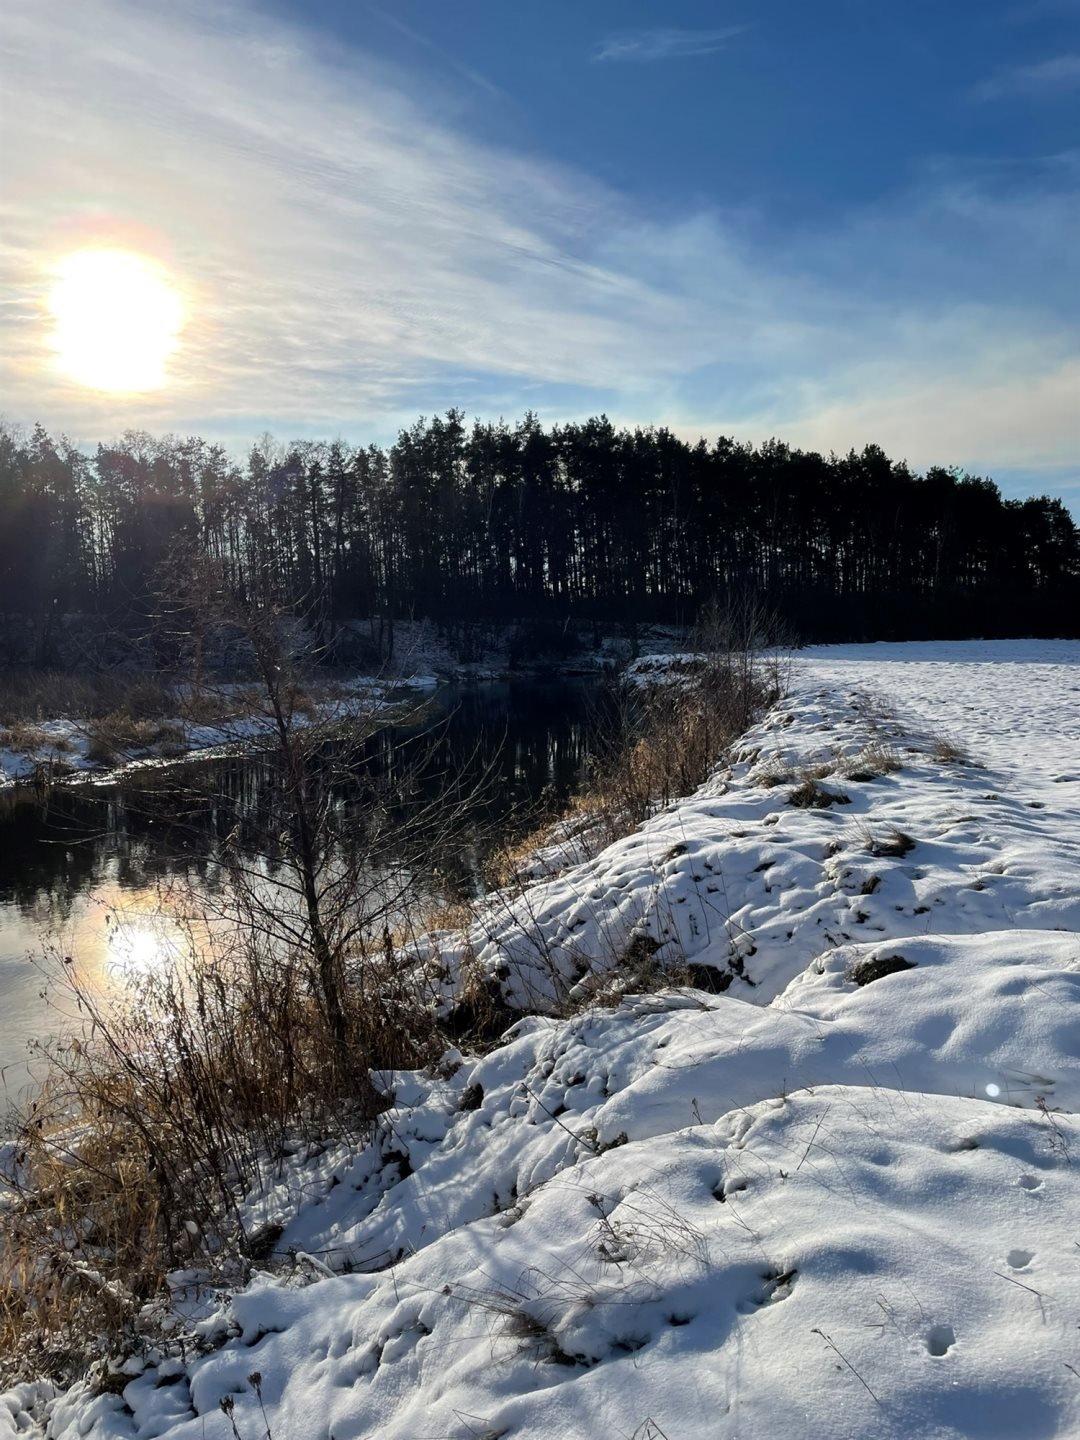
{"left": 2, "top": 0, "right": 1079, "bottom": 504}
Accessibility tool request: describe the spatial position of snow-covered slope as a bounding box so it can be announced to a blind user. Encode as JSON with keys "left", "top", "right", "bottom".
{"left": 7, "top": 640, "right": 1080, "bottom": 1440}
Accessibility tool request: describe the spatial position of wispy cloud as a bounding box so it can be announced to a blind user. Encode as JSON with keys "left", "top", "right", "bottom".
{"left": 1, "top": 0, "right": 1078, "bottom": 500}
{"left": 593, "top": 27, "right": 747, "bottom": 64}
{"left": 974, "top": 52, "right": 1080, "bottom": 99}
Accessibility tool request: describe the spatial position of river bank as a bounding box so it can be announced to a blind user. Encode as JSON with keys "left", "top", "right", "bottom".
{"left": 4, "top": 640, "right": 1079, "bottom": 1438}
{"left": 0, "top": 620, "right": 702, "bottom": 789}
{"left": 0, "top": 678, "right": 611, "bottom": 1103}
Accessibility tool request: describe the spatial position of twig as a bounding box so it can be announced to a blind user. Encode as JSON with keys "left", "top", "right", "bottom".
{"left": 992, "top": 1269, "right": 1049, "bottom": 1322}
{"left": 811, "top": 1326, "right": 882, "bottom": 1406}
{"left": 797, "top": 1104, "right": 832, "bottom": 1171}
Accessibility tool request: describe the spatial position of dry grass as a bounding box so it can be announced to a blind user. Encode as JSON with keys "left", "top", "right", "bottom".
{"left": 756, "top": 757, "right": 800, "bottom": 789}
{"left": 928, "top": 733, "right": 972, "bottom": 765}
{"left": 83, "top": 713, "right": 186, "bottom": 766}
{"left": 0, "top": 722, "right": 74, "bottom": 755}
{"left": 484, "top": 649, "right": 782, "bottom": 892}
{"left": 576, "top": 654, "right": 783, "bottom": 847}
{"left": 0, "top": 672, "right": 273, "bottom": 769}
{"left": 0, "top": 600, "right": 788, "bottom": 1380}
{"left": 0, "top": 672, "right": 176, "bottom": 727}
{"left": 861, "top": 825, "right": 916, "bottom": 858}
{"left": 174, "top": 683, "right": 265, "bottom": 727}
{"left": 0, "top": 927, "right": 441, "bottom": 1383}
{"left": 788, "top": 775, "right": 850, "bottom": 809}
{"left": 839, "top": 741, "right": 902, "bottom": 782}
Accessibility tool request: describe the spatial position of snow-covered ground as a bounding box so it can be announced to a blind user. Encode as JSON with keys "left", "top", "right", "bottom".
{"left": 5, "top": 640, "right": 1080, "bottom": 1439}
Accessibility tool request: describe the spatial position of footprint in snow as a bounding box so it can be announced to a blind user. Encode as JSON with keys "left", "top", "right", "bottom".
{"left": 925, "top": 1324, "right": 956, "bottom": 1357}
{"left": 1006, "top": 1249, "right": 1034, "bottom": 1270}
{"left": 1018, "top": 1173, "right": 1043, "bottom": 1191}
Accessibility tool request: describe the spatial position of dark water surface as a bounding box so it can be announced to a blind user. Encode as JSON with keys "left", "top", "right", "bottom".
{"left": 0, "top": 680, "right": 609, "bottom": 1103}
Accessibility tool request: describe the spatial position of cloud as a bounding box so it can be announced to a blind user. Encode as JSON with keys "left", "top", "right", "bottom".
{"left": 0, "top": 0, "right": 1078, "bottom": 505}
{"left": 593, "top": 27, "right": 747, "bottom": 64}
{"left": 746, "top": 353, "right": 1080, "bottom": 476}
{"left": 1, "top": 0, "right": 705, "bottom": 434}
{"left": 974, "top": 52, "right": 1080, "bottom": 100}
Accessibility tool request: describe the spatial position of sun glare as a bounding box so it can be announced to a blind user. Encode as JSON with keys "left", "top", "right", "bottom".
{"left": 48, "top": 248, "right": 184, "bottom": 393}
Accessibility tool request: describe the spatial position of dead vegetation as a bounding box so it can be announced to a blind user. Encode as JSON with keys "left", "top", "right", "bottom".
{"left": 0, "top": 587, "right": 790, "bottom": 1382}
{"left": 83, "top": 713, "right": 187, "bottom": 766}
{"left": 788, "top": 776, "right": 851, "bottom": 809}
{"left": 492, "top": 601, "right": 788, "bottom": 885}
{"left": 849, "top": 953, "right": 916, "bottom": 986}
{"left": 0, "top": 569, "right": 481, "bottom": 1385}
{"left": 0, "top": 920, "right": 441, "bottom": 1382}
{"left": 838, "top": 741, "right": 902, "bottom": 782}
{"left": 853, "top": 822, "right": 916, "bottom": 858}
{"left": 0, "top": 722, "right": 74, "bottom": 756}
{"left": 928, "top": 733, "right": 973, "bottom": 765}
{"left": 0, "top": 671, "right": 176, "bottom": 728}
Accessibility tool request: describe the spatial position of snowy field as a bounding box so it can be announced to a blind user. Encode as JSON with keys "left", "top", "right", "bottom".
{"left": 4, "top": 640, "right": 1079, "bottom": 1439}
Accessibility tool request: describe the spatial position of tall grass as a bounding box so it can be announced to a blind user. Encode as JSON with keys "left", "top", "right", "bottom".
{"left": 489, "top": 613, "right": 787, "bottom": 886}
{"left": 0, "top": 672, "right": 176, "bottom": 726}
{"left": 0, "top": 925, "right": 439, "bottom": 1382}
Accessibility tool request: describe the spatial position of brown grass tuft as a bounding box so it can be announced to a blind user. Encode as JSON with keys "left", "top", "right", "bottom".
{"left": 788, "top": 776, "right": 850, "bottom": 809}
{"left": 928, "top": 733, "right": 972, "bottom": 765}
{"left": 0, "top": 722, "right": 74, "bottom": 755}
{"left": 840, "top": 741, "right": 902, "bottom": 782}
{"left": 83, "top": 713, "right": 186, "bottom": 766}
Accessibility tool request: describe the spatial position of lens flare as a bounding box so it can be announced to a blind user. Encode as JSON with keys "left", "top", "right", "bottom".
{"left": 108, "top": 924, "right": 167, "bottom": 978}
{"left": 48, "top": 248, "right": 184, "bottom": 392}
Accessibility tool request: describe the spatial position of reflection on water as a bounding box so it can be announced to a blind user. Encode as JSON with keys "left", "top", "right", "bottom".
{"left": 0, "top": 680, "right": 609, "bottom": 1103}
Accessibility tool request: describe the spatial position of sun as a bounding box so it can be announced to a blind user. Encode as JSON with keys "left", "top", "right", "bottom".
{"left": 48, "top": 248, "right": 184, "bottom": 393}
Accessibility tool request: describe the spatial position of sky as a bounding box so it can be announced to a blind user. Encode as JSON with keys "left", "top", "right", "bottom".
{"left": 2, "top": 0, "right": 1079, "bottom": 504}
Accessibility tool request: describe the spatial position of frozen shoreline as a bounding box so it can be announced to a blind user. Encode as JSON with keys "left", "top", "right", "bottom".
{"left": 0, "top": 673, "right": 441, "bottom": 790}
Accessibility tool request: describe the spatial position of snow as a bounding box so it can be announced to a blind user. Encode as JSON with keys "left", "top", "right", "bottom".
{"left": 5, "top": 639, "right": 1080, "bottom": 1438}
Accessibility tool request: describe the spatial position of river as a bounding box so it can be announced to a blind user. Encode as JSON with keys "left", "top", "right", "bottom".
{"left": 0, "top": 678, "right": 611, "bottom": 1107}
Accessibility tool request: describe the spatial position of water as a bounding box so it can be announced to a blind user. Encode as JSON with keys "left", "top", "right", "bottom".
{"left": 0, "top": 679, "right": 610, "bottom": 1105}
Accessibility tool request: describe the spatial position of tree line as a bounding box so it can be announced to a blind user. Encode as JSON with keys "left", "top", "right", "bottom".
{"left": 1, "top": 411, "right": 1076, "bottom": 657}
